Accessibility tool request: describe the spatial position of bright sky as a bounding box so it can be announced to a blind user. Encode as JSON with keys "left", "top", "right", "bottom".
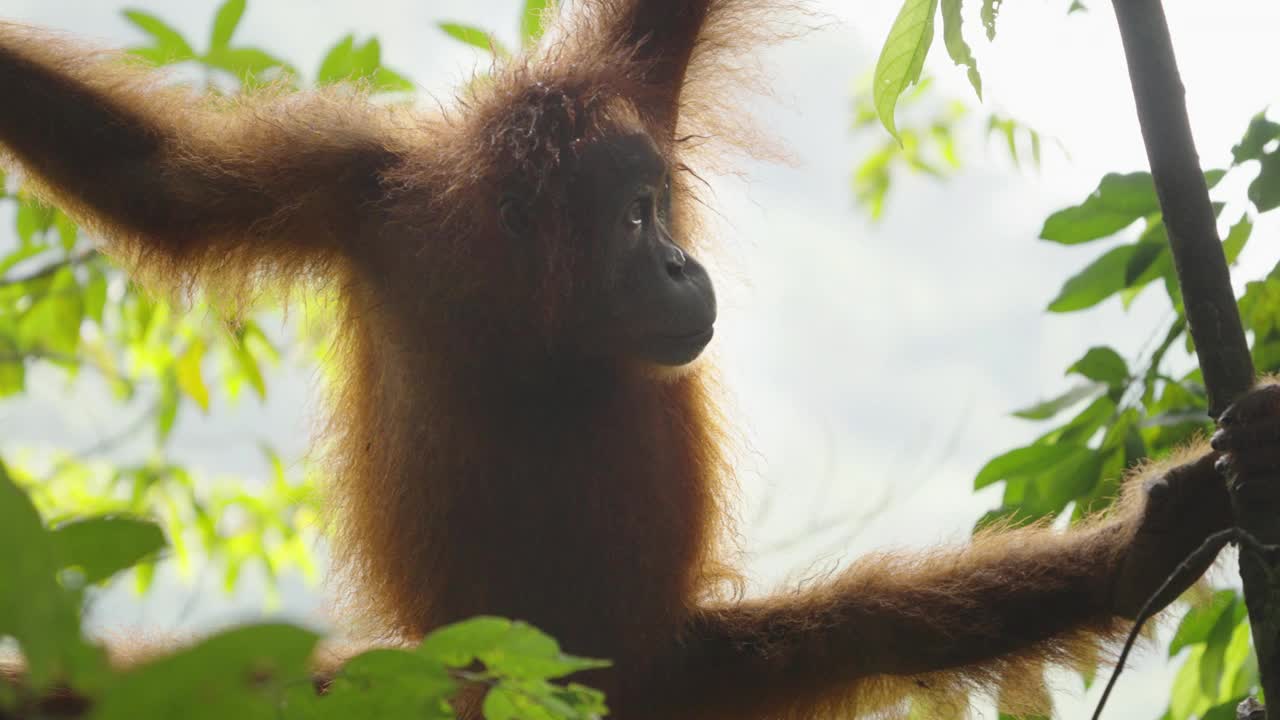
{"left": 3, "top": 0, "right": 1279, "bottom": 717}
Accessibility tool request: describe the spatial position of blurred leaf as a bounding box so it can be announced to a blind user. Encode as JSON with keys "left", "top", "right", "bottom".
{"left": 209, "top": 0, "right": 246, "bottom": 50}
{"left": 176, "top": 340, "right": 210, "bottom": 412}
{"left": 157, "top": 371, "right": 180, "bottom": 443}
{"left": 872, "top": 0, "right": 939, "bottom": 141}
{"left": 123, "top": 10, "right": 196, "bottom": 62}
{"left": 231, "top": 334, "right": 267, "bottom": 399}
{"left": 0, "top": 463, "right": 101, "bottom": 687}
{"left": 321, "top": 649, "right": 456, "bottom": 719}
{"left": 93, "top": 624, "right": 319, "bottom": 720}
{"left": 1048, "top": 244, "right": 1138, "bottom": 312}
{"left": 51, "top": 516, "right": 166, "bottom": 585}
{"left": 1200, "top": 600, "right": 1240, "bottom": 696}
{"left": 1040, "top": 173, "right": 1159, "bottom": 244}
{"left": 54, "top": 212, "right": 78, "bottom": 251}
{"left": 317, "top": 35, "right": 357, "bottom": 85}
{"left": 438, "top": 22, "right": 511, "bottom": 58}
{"left": 204, "top": 46, "right": 290, "bottom": 79}
{"left": 420, "top": 617, "right": 609, "bottom": 679}
{"left": 1067, "top": 346, "right": 1128, "bottom": 386}
{"left": 521, "top": 0, "right": 550, "bottom": 47}
{"left": 940, "top": 0, "right": 981, "bottom": 100}
{"left": 0, "top": 354, "right": 24, "bottom": 397}
{"left": 1012, "top": 382, "right": 1102, "bottom": 420}
{"left": 1170, "top": 590, "right": 1238, "bottom": 654}
{"left": 17, "top": 267, "right": 83, "bottom": 355}
{"left": 1248, "top": 153, "right": 1280, "bottom": 212}
{"left": 1223, "top": 215, "right": 1253, "bottom": 264}
{"left": 974, "top": 444, "right": 1090, "bottom": 490}
{"left": 981, "top": 0, "right": 1002, "bottom": 40}
{"left": 84, "top": 267, "right": 108, "bottom": 324}
{"left": 1170, "top": 645, "right": 1211, "bottom": 720}
{"left": 16, "top": 200, "right": 56, "bottom": 245}
{"left": 1231, "top": 111, "right": 1280, "bottom": 164}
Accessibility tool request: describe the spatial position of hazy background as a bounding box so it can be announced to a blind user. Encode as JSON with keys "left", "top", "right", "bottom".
{"left": 4, "top": 0, "right": 1280, "bottom": 716}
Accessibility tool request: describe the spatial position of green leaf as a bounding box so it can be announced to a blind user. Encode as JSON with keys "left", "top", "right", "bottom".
{"left": 1169, "top": 591, "right": 1240, "bottom": 656}
{"left": 17, "top": 268, "right": 83, "bottom": 355}
{"left": 322, "top": 649, "right": 456, "bottom": 719}
{"left": 940, "top": 0, "right": 981, "bottom": 99}
{"left": 1200, "top": 601, "right": 1240, "bottom": 696}
{"left": 351, "top": 38, "right": 383, "bottom": 79}
{"left": 1231, "top": 111, "right": 1280, "bottom": 164}
{"left": 872, "top": 0, "right": 939, "bottom": 141}
{"left": 16, "top": 200, "right": 56, "bottom": 245}
{"left": 1027, "top": 448, "right": 1102, "bottom": 515}
{"left": 317, "top": 35, "right": 356, "bottom": 85}
{"left": 54, "top": 212, "right": 78, "bottom": 251}
{"left": 1170, "top": 645, "right": 1212, "bottom": 720}
{"left": 1249, "top": 152, "right": 1280, "bottom": 212}
{"left": 1067, "top": 346, "right": 1128, "bottom": 386}
{"left": 1012, "top": 382, "right": 1103, "bottom": 420}
{"left": 0, "top": 356, "right": 24, "bottom": 397}
{"left": 231, "top": 335, "right": 267, "bottom": 399}
{"left": 521, "top": 0, "right": 550, "bottom": 48}
{"left": 1048, "top": 244, "right": 1138, "bottom": 312}
{"left": 93, "top": 624, "right": 319, "bottom": 720}
{"left": 122, "top": 10, "right": 195, "bottom": 62}
{"left": 1040, "top": 173, "right": 1160, "bottom": 244}
{"left": 51, "top": 516, "right": 166, "bottom": 585}
{"left": 438, "top": 22, "right": 511, "bottom": 58}
{"left": 981, "top": 0, "right": 1003, "bottom": 40}
{"left": 0, "top": 463, "right": 101, "bottom": 687}
{"left": 176, "top": 340, "right": 210, "bottom": 411}
{"left": 157, "top": 371, "right": 179, "bottom": 442}
{"left": 1223, "top": 618, "right": 1257, "bottom": 700}
{"left": 420, "top": 617, "right": 608, "bottom": 680}
{"left": 1202, "top": 702, "right": 1247, "bottom": 720}
{"left": 974, "top": 444, "right": 1090, "bottom": 490}
{"left": 1068, "top": 1, "right": 1088, "bottom": 13}
{"left": 1124, "top": 238, "right": 1165, "bottom": 287}
{"left": 203, "top": 47, "right": 289, "bottom": 78}
{"left": 84, "top": 267, "right": 108, "bottom": 324}
{"left": 1223, "top": 215, "right": 1252, "bottom": 264}
{"left": 209, "top": 0, "right": 246, "bottom": 50}
{"left": 373, "top": 68, "right": 415, "bottom": 93}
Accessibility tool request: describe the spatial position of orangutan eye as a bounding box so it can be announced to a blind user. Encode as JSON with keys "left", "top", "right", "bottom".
{"left": 627, "top": 197, "right": 650, "bottom": 227}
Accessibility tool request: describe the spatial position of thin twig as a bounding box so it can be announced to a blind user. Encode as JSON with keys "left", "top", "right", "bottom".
{"left": 1092, "top": 528, "right": 1280, "bottom": 720}
{"left": 0, "top": 249, "right": 99, "bottom": 287}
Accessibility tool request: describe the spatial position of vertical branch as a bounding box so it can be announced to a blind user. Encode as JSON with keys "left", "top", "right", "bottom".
{"left": 1109, "top": 0, "right": 1279, "bottom": 712}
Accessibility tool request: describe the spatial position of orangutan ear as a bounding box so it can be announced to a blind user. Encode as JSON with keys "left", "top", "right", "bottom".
{"left": 602, "top": 0, "right": 716, "bottom": 136}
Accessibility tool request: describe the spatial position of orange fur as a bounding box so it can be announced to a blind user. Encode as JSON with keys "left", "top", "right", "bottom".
{"left": 0, "top": 3, "right": 1237, "bottom": 718}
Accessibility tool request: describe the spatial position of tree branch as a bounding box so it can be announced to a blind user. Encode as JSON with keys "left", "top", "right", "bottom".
{"left": 1109, "top": 0, "right": 1278, "bottom": 712}
{"left": 0, "top": 249, "right": 99, "bottom": 287}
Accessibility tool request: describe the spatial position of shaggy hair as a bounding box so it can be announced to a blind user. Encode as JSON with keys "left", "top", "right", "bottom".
{"left": 0, "top": 2, "right": 1239, "bottom": 718}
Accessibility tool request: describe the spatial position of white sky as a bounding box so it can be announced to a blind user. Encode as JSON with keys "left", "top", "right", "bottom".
{"left": 3, "top": 0, "right": 1280, "bottom": 717}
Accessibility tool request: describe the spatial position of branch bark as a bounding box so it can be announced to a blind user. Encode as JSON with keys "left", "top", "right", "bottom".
{"left": 1109, "top": 0, "right": 1279, "bottom": 712}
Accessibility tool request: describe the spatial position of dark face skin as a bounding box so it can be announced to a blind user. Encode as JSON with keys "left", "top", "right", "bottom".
{"left": 502, "top": 134, "right": 717, "bottom": 366}
{"left": 571, "top": 134, "right": 717, "bottom": 365}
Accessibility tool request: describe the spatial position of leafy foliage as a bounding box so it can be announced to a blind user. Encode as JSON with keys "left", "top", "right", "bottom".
{"left": 1, "top": 462, "right": 607, "bottom": 718}
{"left": 850, "top": 76, "right": 1043, "bottom": 220}
{"left": 967, "top": 109, "right": 1280, "bottom": 716}
{"left": 438, "top": 0, "right": 552, "bottom": 59}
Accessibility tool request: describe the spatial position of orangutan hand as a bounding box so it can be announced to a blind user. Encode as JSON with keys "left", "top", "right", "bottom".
{"left": 1111, "top": 382, "right": 1280, "bottom": 618}
{"left": 1213, "top": 382, "right": 1280, "bottom": 479}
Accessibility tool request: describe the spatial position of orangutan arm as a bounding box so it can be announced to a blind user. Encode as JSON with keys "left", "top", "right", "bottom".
{"left": 667, "top": 449, "right": 1230, "bottom": 718}
{"left": 0, "top": 23, "right": 402, "bottom": 292}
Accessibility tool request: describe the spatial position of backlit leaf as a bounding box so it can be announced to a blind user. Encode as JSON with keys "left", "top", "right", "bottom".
{"left": 872, "top": 0, "right": 939, "bottom": 140}
{"left": 940, "top": 0, "right": 981, "bottom": 99}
